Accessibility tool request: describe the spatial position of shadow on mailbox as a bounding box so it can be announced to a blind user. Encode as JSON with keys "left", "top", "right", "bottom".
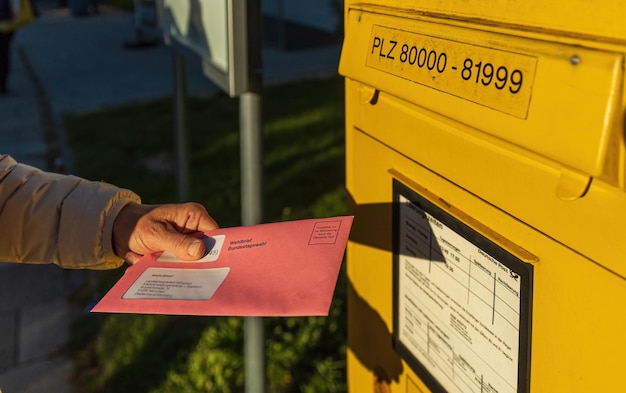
{"left": 346, "top": 192, "right": 448, "bottom": 384}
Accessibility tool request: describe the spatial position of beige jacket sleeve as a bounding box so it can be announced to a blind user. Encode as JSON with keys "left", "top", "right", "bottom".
{"left": 0, "top": 155, "right": 141, "bottom": 269}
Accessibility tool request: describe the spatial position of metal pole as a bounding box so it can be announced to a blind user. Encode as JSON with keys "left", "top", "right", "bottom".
{"left": 174, "top": 52, "right": 189, "bottom": 202}
{"left": 245, "top": 316, "right": 265, "bottom": 393}
{"left": 240, "top": 91, "right": 264, "bottom": 393}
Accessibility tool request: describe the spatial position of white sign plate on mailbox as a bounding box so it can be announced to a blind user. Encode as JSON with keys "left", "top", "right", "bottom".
{"left": 393, "top": 179, "right": 533, "bottom": 393}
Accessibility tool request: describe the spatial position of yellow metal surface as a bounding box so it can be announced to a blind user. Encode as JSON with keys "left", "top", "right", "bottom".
{"left": 341, "top": 7, "right": 624, "bottom": 179}
{"left": 342, "top": 1, "right": 626, "bottom": 392}
{"left": 343, "top": 77, "right": 626, "bottom": 279}
{"left": 347, "top": 1, "right": 626, "bottom": 42}
{"left": 346, "top": 123, "right": 626, "bottom": 392}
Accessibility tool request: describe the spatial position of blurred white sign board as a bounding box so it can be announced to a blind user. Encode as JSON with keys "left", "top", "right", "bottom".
{"left": 158, "top": 0, "right": 255, "bottom": 96}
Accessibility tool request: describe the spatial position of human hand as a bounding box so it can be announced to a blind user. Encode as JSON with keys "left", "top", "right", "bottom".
{"left": 112, "top": 202, "right": 219, "bottom": 264}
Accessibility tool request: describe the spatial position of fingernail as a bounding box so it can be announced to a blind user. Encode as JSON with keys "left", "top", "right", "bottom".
{"left": 125, "top": 253, "right": 138, "bottom": 265}
{"left": 188, "top": 240, "right": 203, "bottom": 257}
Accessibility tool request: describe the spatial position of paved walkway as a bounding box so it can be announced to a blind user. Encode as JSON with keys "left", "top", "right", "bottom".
{"left": 0, "top": 4, "right": 341, "bottom": 392}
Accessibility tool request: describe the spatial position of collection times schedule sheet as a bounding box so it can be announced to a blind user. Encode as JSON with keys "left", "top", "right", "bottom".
{"left": 393, "top": 181, "right": 532, "bottom": 393}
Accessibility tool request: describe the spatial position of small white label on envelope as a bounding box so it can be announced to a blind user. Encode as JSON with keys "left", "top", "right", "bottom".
{"left": 122, "top": 267, "right": 230, "bottom": 300}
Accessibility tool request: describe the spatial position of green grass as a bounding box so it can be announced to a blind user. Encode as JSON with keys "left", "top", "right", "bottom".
{"left": 65, "top": 76, "right": 347, "bottom": 392}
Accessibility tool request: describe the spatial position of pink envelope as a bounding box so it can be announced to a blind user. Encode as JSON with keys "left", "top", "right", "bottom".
{"left": 91, "top": 216, "right": 353, "bottom": 316}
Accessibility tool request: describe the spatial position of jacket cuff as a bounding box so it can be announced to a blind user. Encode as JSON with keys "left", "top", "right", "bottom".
{"left": 58, "top": 181, "right": 141, "bottom": 269}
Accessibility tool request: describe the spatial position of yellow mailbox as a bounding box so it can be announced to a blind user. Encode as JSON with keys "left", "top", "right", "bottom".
{"left": 339, "top": 1, "right": 626, "bottom": 392}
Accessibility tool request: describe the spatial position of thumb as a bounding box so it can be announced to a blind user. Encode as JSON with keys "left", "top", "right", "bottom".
{"left": 124, "top": 251, "right": 142, "bottom": 265}
{"left": 162, "top": 232, "right": 207, "bottom": 261}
